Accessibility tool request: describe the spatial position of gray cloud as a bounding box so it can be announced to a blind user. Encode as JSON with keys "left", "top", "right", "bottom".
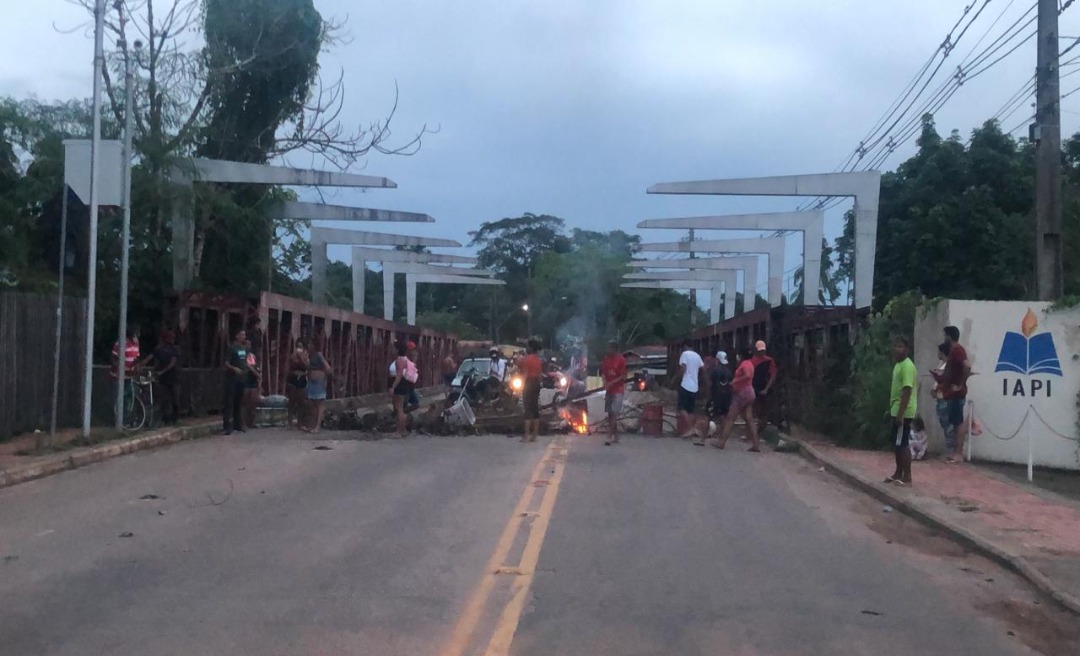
{"left": 3, "top": 0, "right": 1077, "bottom": 294}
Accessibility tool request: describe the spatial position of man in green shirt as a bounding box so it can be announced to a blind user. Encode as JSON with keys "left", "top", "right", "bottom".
{"left": 887, "top": 336, "right": 917, "bottom": 485}
{"left": 222, "top": 329, "right": 249, "bottom": 435}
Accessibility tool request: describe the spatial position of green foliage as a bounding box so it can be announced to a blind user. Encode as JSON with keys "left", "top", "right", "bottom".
{"left": 873, "top": 117, "right": 1036, "bottom": 305}
{"left": 199, "top": 0, "right": 323, "bottom": 162}
{"left": 1048, "top": 295, "right": 1080, "bottom": 312}
{"left": 416, "top": 312, "right": 484, "bottom": 339}
{"left": 843, "top": 290, "right": 923, "bottom": 448}
{"left": 470, "top": 213, "right": 572, "bottom": 283}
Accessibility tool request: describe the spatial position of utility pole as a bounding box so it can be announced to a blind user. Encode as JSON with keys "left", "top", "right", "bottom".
{"left": 687, "top": 229, "right": 696, "bottom": 325}
{"left": 115, "top": 10, "right": 139, "bottom": 430}
{"left": 81, "top": 0, "right": 106, "bottom": 438}
{"left": 1035, "top": 0, "right": 1063, "bottom": 300}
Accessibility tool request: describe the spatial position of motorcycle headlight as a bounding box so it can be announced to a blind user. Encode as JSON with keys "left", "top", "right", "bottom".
{"left": 557, "top": 375, "right": 567, "bottom": 388}
{"left": 511, "top": 377, "right": 524, "bottom": 391}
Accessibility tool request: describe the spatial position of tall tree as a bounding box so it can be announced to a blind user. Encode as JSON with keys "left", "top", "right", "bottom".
{"left": 872, "top": 116, "right": 1036, "bottom": 304}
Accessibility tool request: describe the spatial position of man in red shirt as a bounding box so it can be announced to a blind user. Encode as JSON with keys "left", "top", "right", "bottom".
{"left": 519, "top": 339, "right": 544, "bottom": 443}
{"left": 943, "top": 325, "right": 970, "bottom": 462}
{"left": 111, "top": 326, "right": 141, "bottom": 423}
{"left": 751, "top": 340, "right": 778, "bottom": 435}
{"left": 600, "top": 340, "right": 627, "bottom": 446}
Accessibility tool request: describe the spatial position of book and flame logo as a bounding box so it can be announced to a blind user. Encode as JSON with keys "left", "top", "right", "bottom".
{"left": 994, "top": 309, "right": 1063, "bottom": 377}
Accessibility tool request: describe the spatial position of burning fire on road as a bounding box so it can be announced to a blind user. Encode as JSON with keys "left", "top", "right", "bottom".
{"left": 560, "top": 403, "right": 590, "bottom": 435}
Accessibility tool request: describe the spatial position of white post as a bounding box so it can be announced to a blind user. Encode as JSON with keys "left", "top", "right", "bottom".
{"left": 81, "top": 0, "right": 106, "bottom": 438}
{"left": 965, "top": 400, "right": 973, "bottom": 463}
{"left": 1025, "top": 406, "right": 1034, "bottom": 482}
{"left": 115, "top": 30, "right": 137, "bottom": 430}
{"left": 49, "top": 184, "right": 69, "bottom": 440}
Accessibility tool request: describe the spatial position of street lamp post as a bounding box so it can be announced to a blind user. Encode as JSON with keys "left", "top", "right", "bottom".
{"left": 522, "top": 303, "right": 531, "bottom": 339}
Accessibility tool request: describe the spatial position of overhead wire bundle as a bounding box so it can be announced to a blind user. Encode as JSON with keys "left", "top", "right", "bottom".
{"left": 799, "top": 0, "right": 1076, "bottom": 212}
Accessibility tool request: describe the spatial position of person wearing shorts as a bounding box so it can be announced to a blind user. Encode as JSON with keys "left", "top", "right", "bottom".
{"left": 676, "top": 340, "right": 705, "bottom": 442}
{"left": 304, "top": 345, "right": 332, "bottom": 434}
{"left": 713, "top": 347, "right": 761, "bottom": 452}
{"left": 389, "top": 341, "right": 418, "bottom": 438}
{"left": 886, "top": 337, "right": 917, "bottom": 485}
{"left": 601, "top": 340, "right": 627, "bottom": 446}
{"left": 708, "top": 351, "right": 733, "bottom": 425}
{"left": 519, "top": 339, "right": 544, "bottom": 443}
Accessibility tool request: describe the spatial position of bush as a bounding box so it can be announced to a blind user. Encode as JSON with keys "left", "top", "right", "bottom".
{"left": 841, "top": 290, "right": 923, "bottom": 448}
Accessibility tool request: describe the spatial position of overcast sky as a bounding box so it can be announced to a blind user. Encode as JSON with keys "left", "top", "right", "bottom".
{"left": 3, "top": 1, "right": 1078, "bottom": 297}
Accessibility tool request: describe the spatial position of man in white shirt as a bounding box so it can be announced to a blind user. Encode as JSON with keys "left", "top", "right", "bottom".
{"left": 476, "top": 348, "right": 507, "bottom": 400}
{"left": 676, "top": 340, "right": 705, "bottom": 443}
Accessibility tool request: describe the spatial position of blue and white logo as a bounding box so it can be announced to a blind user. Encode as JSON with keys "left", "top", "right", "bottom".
{"left": 994, "top": 309, "right": 1063, "bottom": 377}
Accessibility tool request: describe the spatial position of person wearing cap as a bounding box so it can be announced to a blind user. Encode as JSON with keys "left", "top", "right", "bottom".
{"left": 708, "top": 350, "right": 733, "bottom": 426}
{"left": 600, "top": 340, "right": 627, "bottom": 446}
{"left": 714, "top": 347, "right": 762, "bottom": 452}
{"left": 751, "top": 340, "right": 778, "bottom": 435}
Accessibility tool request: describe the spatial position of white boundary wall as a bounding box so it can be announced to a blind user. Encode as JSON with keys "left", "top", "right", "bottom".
{"left": 914, "top": 300, "right": 1080, "bottom": 471}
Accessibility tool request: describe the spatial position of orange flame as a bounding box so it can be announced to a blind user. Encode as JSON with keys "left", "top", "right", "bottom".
{"left": 1021, "top": 308, "right": 1038, "bottom": 338}
{"left": 576, "top": 412, "right": 589, "bottom": 435}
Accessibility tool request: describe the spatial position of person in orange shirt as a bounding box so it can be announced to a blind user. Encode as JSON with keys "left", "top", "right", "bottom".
{"left": 519, "top": 339, "right": 544, "bottom": 443}
{"left": 600, "top": 340, "right": 627, "bottom": 446}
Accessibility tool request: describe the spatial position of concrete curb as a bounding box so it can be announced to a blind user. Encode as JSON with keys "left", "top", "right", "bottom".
{"left": 0, "top": 421, "right": 219, "bottom": 490}
{"left": 0, "top": 390, "right": 452, "bottom": 490}
{"left": 789, "top": 436, "right": 1080, "bottom": 616}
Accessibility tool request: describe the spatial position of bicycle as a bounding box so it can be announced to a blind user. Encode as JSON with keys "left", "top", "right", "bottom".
{"left": 122, "top": 369, "right": 158, "bottom": 432}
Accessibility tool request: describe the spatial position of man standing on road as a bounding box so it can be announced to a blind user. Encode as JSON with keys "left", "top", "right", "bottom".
{"left": 886, "top": 336, "right": 917, "bottom": 485}
{"left": 139, "top": 329, "right": 180, "bottom": 425}
{"left": 943, "top": 326, "right": 970, "bottom": 462}
{"left": 222, "top": 329, "right": 248, "bottom": 435}
{"left": 751, "top": 340, "right": 778, "bottom": 436}
{"left": 601, "top": 340, "right": 627, "bottom": 446}
{"left": 676, "top": 340, "right": 705, "bottom": 444}
{"left": 519, "top": 339, "right": 544, "bottom": 443}
{"left": 709, "top": 350, "right": 733, "bottom": 426}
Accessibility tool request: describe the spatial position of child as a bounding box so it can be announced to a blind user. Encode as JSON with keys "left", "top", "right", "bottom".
{"left": 910, "top": 416, "right": 929, "bottom": 461}
{"left": 929, "top": 342, "right": 958, "bottom": 461}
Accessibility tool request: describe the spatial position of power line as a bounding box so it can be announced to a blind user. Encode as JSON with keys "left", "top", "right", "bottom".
{"left": 826, "top": 2, "right": 993, "bottom": 174}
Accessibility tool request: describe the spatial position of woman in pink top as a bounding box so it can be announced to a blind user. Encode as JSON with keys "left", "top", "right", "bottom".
{"left": 389, "top": 341, "right": 419, "bottom": 438}
{"left": 713, "top": 347, "right": 762, "bottom": 452}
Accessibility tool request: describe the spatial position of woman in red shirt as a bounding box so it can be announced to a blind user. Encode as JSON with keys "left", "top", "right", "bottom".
{"left": 713, "top": 347, "right": 762, "bottom": 452}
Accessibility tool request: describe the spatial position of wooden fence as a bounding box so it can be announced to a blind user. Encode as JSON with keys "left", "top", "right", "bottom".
{"left": 0, "top": 289, "right": 459, "bottom": 438}
{"left": 0, "top": 291, "right": 87, "bottom": 439}
{"left": 166, "top": 290, "right": 458, "bottom": 402}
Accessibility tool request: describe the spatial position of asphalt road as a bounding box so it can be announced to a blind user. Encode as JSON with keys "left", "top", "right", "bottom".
{"left": 0, "top": 429, "right": 1073, "bottom": 655}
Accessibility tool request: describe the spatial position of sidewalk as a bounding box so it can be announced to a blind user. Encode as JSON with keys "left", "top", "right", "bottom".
{"left": 0, "top": 419, "right": 219, "bottom": 489}
{"left": 789, "top": 429, "right": 1080, "bottom": 615}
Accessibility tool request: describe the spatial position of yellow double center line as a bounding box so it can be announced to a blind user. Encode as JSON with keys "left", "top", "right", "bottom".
{"left": 440, "top": 436, "right": 569, "bottom": 656}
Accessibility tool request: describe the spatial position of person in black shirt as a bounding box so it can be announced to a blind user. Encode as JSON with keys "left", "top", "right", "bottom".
{"left": 223, "top": 329, "right": 248, "bottom": 434}
{"left": 709, "top": 351, "right": 733, "bottom": 423}
{"left": 140, "top": 329, "right": 181, "bottom": 425}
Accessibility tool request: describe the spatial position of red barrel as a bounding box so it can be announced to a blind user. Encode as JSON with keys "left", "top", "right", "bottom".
{"left": 641, "top": 403, "right": 664, "bottom": 436}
